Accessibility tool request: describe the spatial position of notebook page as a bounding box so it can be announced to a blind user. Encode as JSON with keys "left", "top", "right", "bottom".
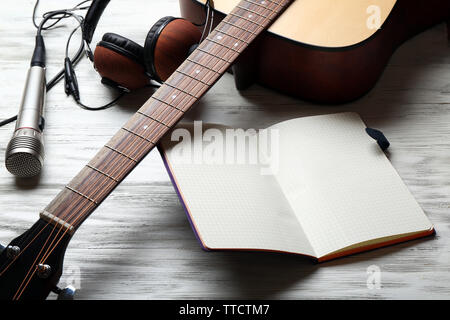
{"left": 270, "top": 113, "right": 433, "bottom": 258}
{"left": 160, "top": 124, "right": 315, "bottom": 256}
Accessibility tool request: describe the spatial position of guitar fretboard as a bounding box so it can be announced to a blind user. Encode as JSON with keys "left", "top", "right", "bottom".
{"left": 43, "top": 0, "right": 292, "bottom": 230}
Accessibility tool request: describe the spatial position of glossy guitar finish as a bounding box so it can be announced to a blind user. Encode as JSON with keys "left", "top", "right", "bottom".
{"left": 180, "top": 0, "right": 450, "bottom": 103}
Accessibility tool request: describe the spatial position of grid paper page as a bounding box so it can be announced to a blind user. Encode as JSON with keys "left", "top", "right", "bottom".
{"left": 270, "top": 113, "right": 433, "bottom": 257}
{"left": 161, "top": 125, "right": 315, "bottom": 256}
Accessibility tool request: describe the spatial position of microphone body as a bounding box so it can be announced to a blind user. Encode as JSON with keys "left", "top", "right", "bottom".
{"left": 5, "top": 66, "right": 46, "bottom": 178}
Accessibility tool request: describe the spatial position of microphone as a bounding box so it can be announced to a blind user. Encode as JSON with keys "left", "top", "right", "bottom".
{"left": 5, "top": 35, "right": 46, "bottom": 178}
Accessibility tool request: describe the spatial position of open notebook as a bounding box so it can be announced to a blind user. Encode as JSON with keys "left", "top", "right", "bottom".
{"left": 158, "top": 113, "right": 434, "bottom": 262}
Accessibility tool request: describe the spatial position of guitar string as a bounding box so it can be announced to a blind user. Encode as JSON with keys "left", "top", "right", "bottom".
{"left": 14, "top": 0, "right": 286, "bottom": 299}
{"left": 25, "top": 3, "right": 274, "bottom": 229}
{"left": 13, "top": 203, "right": 99, "bottom": 299}
{"left": 2, "top": 0, "right": 276, "bottom": 278}
{"left": 45, "top": 0, "right": 281, "bottom": 229}
{"left": 12, "top": 0, "right": 288, "bottom": 299}
{"left": 14, "top": 1, "right": 284, "bottom": 298}
{"left": 52, "top": 0, "right": 284, "bottom": 227}
{"left": 6, "top": 37, "right": 222, "bottom": 281}
{"left": 38, "top": 0, "right": 280, "bottom": 231}
{"left": 0, "top": 223, "right": 51, "bottom": 277}
{"left": 12, "top": 222, "right": 62, "bottom": 299}
{"left": 36, "top": 0, "right": 285, "bottom": 249}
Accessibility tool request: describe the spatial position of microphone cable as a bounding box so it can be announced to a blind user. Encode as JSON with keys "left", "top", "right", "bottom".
{"left": 0, "top": 0, "right": 124, "bottom": 128}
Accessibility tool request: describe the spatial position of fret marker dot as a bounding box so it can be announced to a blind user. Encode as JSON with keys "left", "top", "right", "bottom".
{"left": 217, "top": 35, "right": 223, "bottom": 40}
{"left": 172, "top": 95, "right": 177, "bottom": 99}
{"left": 234, "top": 42, "right": 239, "bottom": 47}
{"left": 195, "top": 70, "right": 200, "bottom": 74}
{"left": 261, "top": 1, "right": 266, "bottom": 4}
{"left": 248, "top": 14, "right": 253, "bottom": 18}
{"left": 143, "top": 125, "right": 148, "bottom": 130}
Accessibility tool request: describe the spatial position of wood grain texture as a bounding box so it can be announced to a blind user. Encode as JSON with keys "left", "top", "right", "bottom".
{"left": 153, "top": 18, "right": 201, "bottom": 82}
{"left": 0, "top": 0, "right": 449, "bottom": 299}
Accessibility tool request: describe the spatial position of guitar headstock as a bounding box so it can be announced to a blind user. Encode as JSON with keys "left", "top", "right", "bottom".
{"left": 0, "top": 219, "right": 72, "bottom": 300}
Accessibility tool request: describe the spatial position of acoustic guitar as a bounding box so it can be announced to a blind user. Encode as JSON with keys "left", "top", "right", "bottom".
{"left": 0, "top": 0, "right": 448, "bottom": 299}
{"left": 0, "top": 0, "right": 294, "bottom": 300}
{"left": 181, "top": 0, "right": 450, "bottom": 103}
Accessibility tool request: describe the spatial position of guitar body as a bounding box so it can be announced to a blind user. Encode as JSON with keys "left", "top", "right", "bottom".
{"left": 2, "top": 0, "right": 449, "bottom": 299}
{"left": 180, "top": 0, "right": 450, "bottom": 103}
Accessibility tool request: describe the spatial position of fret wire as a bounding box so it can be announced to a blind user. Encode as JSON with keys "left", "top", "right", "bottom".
{"left": 173, "top": 58, "right": 218, "bottom": 85}
{"left": 85, "top": 164, "right": 120, "bottom": 182}
{"left": 165, "top": 6, "right": 268, "bottom": 101}
{"left": 195, "top": 46, "right": 232, "bottom": 64}
{"left": 104, "top": 132, "right": 153, "bottom": 176}
{"left": 253, "top": 0, "right": 283, "bottom": 9}
{"left": 205, "top": 37, "right": 241, "bottom": 54}
{"left": 224, "top": 13, "right": 264, "bottom": 33}
{"left": 123, "top": 113, "right": 168, "bottom": 144}
{"left": 137, "top": 110, "right": 171, "bottom": 127}
{"left": 196, "top": 47, "right": 233, "bottom": 64}
{"left": 186, "top": 58, "right": 222, "bottom": 74}
{"left": 212, "top": 29, "right": 250, "bottom": 44}
{"left": 43, "top": 0, "right": 292, "bottom": 233}
{"left": 221, "top": 20, "right": 258, "bottom": 36}
{"left": 177, "top": 61, "right": 220, "bottom": 85}
{"left": 106, "top": 131, "right": 147, "bottom": 164}
{"left": 96, "top": 145, "right": 139, "bottom": 179}
{"left": 262, "top": 2, "right": 286, "bottom": 20}
{"left": 65, "top": 185, "right": 99, "bottom": 205}
{"left": 140, "top": 102, "right": 182, "bottom": 127}
{"left": 164, "top": 82, "right": 200, "bottom": 99}
{"left": 151, "top": 95, "right": 185, "bottom": 112}
{"left": 214, "top": 25, "right": 253, "bottom": 44}
{"left": 121, "top": 127, "right": 158, "bottom": 145}
{"left": 46, "top": 187, "right": 93, "bottom": 223}
{"left": 187, "top": 46, "right": 231, "bottom": 76}
{"left": 237, "top": 5, "right": 270, "bottom": 17}
{"left": 197, "top": 40, "right": 243, "bottom": 68}
{"left": 243, "top": 0, "right": 285, "bottom": 21}
{"left": 67, "top": 170, "right": 116, "bottom": 204}
{"left": 105, "top": 144, "right": 139, "bottom": 162}
{"left": 207, "top": 30, "right": 250, "bottom": 55}
{"left": 61, "top": 198, "right": 95, "bottom": 229}
{"left": 61, "top": 197, "right": 96, "bottom": 226}
{"left": 239, "top": 2, "right": 281, "bottom": 20}
{"left": 263, "top": 0, "right": 283, "bottom": 5}
{"left": 229, "top": 12, "right": 266, "bottom": 28}
{"left": 175, "top": 70, "right": 210, "bottom": 86}
{"left": 243, "top": 0, "right": 279, "bottom": 13}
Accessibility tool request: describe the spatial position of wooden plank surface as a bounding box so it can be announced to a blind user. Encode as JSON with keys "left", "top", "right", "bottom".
{"left": 0, "top": 0, "right": 449, "bottom": 299}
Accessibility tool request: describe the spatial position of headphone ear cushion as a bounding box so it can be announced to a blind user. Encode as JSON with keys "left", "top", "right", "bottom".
{"left": 144, "top": 17, "right": 201, "bottom": 83}
{"left": 94, "top": 33, "right": 149, "bottom": 90}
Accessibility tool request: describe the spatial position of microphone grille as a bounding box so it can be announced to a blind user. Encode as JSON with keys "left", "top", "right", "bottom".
{"left": 5, "top": 135, "right": 44, "bottom": 178}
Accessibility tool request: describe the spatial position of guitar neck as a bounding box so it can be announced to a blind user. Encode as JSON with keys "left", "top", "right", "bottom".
{"left": 41, "top": 0, "right": 292, "bottom": 232}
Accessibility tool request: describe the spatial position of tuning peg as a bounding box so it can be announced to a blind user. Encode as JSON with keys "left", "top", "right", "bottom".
{"left": 36, "top": 264, "right": 52, "bottom": 279}
{"left": 6, "top": 245, "right": 20, "bottom": 259}
{"left": 56, "top": 285, "right": 76, "bottom": 300}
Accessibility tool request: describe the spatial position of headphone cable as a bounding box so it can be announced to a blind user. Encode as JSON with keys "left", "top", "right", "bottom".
{"left": 0, "top": 0, "right": 124, "bottom": 127}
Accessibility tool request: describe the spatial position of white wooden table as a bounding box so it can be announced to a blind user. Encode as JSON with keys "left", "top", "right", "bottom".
{"left": 0, "top": 0, "right": 449, "bottom": 299}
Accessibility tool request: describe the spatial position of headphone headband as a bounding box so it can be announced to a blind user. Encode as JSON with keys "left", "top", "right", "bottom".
{"left": 83, "top": 0, "right": 110, "bottom": 43}
{"left": 144, "top": 16, "right": 178, "bottom": 82}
